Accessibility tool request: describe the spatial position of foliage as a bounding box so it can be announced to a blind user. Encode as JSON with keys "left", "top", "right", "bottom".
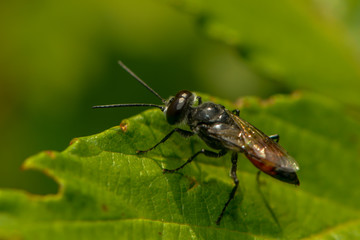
{"left": 1, "top": 0, "right": 360, "bottom": 239}
{"left": 1, "top": 93, "right": 360, "bottom": 239}
{"left": 167, "top": 0, "right": 360, "bottom": 106}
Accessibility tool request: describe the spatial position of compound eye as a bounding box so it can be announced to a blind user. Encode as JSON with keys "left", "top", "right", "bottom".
{"left": 166, "top": 90, "right": 193, "bottom": 125}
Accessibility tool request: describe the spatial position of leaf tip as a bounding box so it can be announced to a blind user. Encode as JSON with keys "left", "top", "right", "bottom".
{"left": 21, "top": 150, "right": 56, "bottom": 171}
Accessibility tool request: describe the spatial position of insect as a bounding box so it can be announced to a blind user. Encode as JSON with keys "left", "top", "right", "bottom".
{"left": 93, "top": 61, "right": 300, "bottom": 225}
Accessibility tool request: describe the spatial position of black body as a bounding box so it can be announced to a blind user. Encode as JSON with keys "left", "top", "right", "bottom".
{"left": 189, "top": 102, "right": 234, "bottom": 150}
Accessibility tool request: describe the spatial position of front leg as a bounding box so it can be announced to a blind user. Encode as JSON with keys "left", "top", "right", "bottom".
{"left": 137, "top": 128, "right": 194, "bottom": 154}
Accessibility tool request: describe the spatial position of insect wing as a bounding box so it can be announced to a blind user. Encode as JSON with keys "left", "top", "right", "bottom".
{"left": 229, "top": 112, "right": 299, "bottom": 172}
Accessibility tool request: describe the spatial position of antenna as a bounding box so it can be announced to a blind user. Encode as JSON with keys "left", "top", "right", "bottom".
{"left": 118, "top": 61, "right": 165, "bottom": 103}
{"left": 92, "top": 103, "right": 164, "bottom": 111}
{"left": 92, "top": 61, "right": 166, "bottom": 111}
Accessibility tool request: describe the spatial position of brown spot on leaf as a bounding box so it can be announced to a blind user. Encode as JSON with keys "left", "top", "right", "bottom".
{"left": 291, "top": 90, "right": 302, "bottom": 99}
{"left": 186, "top": 176, "right": 199, "bottom": 192}
{"left": 234, "top": 98, "right": 256, "bottom": 108}
{"left": 234, "top": 92, "right": 303, "bottom": 109}
{"left": 69, "top": 138, "right": 79, "bottom": 145}
{"left": 119, "top": 121, "right": 128, "bottom": 132}
{"left": 45, "top": 150, "right": 56, "bottom": 159}
{"left": 101, "top": 204, "right": 109, "bottom": 212}
{"left": 260, "top": 97, "right": 276, "bottom": 106}
{"left": 209, "top": 96, "right": 216, "bottom": 102}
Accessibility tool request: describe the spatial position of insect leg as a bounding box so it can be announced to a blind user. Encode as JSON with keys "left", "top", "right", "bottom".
{"left": 163, "top": 149, "right": 227, "bottom": 173}
{"left": 197, "top": 96, "right": 202, "bottom": 105}
{"left": 232, "top": 109, "right": 240, "bottom": 116}
{"left": 256, "top": 171, "right": 281, "bottom": 230}
{"left": 269, "top": 134, "right": 280, "bottom": 143}
{"left": 137, "top": 128, "right": 194, "bottom": 154}
{"left": 216, "top": 152, "right": 238, "bottom": 225}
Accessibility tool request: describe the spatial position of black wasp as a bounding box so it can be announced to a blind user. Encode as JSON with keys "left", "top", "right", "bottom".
{"left": 93, "top": 61, "right": 300, "bottom": 225}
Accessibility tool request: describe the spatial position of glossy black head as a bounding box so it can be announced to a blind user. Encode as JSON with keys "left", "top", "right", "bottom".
{"left": 165, "top": 90, "right": 195, "bottom": 125}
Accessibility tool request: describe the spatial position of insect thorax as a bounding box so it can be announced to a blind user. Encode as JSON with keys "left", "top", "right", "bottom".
{"left": 188, "top": 102, "right": 230, "bottom": 126}
{"left": 187, "top": 102, "right": 234, "bottom": 150}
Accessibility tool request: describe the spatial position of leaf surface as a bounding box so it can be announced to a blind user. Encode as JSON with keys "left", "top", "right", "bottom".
{"left": 0, "top": 93, "right": 359, "bottom": 239}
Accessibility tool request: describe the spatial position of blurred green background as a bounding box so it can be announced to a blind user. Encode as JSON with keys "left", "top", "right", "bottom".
{"left": 0, "top": 0, "right": 265, "bottom": 194}
{"left": 0, "top": 0, "right": 359, "bottom": 194}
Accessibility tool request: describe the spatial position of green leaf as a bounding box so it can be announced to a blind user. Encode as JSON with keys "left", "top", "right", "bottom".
{"left": 167, "top": 0, "right": 360, "bottom": 106}
{"left": 0, "top": 92, "right": 359, "bottom": 239}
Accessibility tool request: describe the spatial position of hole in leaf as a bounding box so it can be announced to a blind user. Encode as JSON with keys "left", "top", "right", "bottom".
{"left": 1, "top": 169, "right": 59, "bottom": 195}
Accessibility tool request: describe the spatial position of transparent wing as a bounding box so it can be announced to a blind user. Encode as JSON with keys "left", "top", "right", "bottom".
{"left": 207, "top": 111, "right": 299, "bottom": 172}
